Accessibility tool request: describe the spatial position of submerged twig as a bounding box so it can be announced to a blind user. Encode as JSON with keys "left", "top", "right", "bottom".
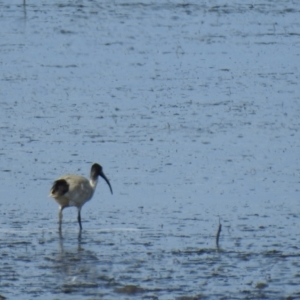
{"left": 23, "top": 0, "right": 27, "bottom": 19}
{"left": 216, "top": 218, "right": 222, "bottom": 249}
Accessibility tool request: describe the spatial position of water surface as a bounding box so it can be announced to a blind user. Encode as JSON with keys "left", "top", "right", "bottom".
{"left": 0, "top": 0, "right": 300, "bottom": 299}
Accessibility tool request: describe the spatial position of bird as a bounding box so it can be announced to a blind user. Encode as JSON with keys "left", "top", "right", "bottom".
{"left": 49, "top": 163, "right": 113, "bottom": 231}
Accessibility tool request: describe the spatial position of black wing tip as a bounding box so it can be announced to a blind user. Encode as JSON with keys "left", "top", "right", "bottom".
{"left": 50, "top": 179, "right": 69, "bottom": 197}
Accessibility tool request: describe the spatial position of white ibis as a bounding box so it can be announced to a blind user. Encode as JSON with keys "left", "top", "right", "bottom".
{"left": 49, "top": 163, "right": 113, "bottom": 231}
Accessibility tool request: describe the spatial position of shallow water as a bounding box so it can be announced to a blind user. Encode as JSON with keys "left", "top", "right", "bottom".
{"left": 1, "top": 0, "right": 300, "bottom": 299}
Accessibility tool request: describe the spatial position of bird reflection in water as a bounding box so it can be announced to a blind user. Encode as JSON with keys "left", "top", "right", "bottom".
{"left": 54, "top": 231, "right": 101, "bottom": 292}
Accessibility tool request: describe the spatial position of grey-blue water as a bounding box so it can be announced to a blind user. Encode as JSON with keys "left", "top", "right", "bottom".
{"left": 1, "top": 1, "right": 300, "bottom": 299}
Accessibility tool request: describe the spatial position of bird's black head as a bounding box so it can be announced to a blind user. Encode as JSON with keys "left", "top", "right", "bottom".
{"left": 91, "top": 163, "right": 103, "bottom": 177}
{"left": 91, "top": 163, "right": 113, "bottom": 194}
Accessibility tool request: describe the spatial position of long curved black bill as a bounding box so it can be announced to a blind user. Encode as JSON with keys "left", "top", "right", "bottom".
{"left": 100, "top": 172, "right": 113, "bottom": 194}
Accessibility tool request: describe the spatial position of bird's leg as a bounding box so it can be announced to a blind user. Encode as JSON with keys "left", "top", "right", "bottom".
{"left": 77, "top": 209, "right": 82, "bottom": 230}
{"left": 58, "top": 206, "right": 63, "bottom": 231}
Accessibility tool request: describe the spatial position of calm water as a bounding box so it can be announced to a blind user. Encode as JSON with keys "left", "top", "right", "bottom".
{"left": 1, "top": 0, "right": 300, "bottom": 299}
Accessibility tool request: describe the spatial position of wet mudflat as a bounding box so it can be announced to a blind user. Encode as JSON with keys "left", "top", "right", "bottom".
{"left": 1, "top": 0, "right": 300, "bottom": 299}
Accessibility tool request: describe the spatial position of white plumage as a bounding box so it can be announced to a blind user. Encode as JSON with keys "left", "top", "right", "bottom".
{"left": 49, "top": 163, "right": 113, "bottom": 230}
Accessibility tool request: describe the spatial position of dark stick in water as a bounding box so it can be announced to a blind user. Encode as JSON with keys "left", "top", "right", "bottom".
{"left": 216, "top": 218, "right": 222, "bottom": 249}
